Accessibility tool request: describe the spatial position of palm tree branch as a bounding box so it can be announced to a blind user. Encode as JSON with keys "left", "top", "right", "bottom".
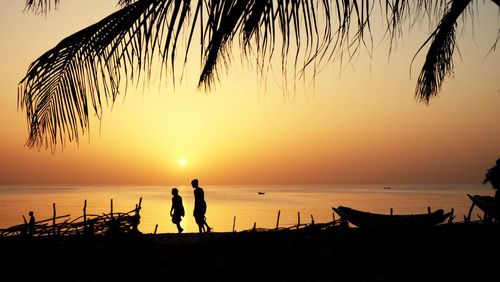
{"left": 414, "top": 0, "right": 471, "bottom": 103}
{"left": 24, "top": 0, "right": 138, "bottom": 14}
{"left": 24, "top": 0, "right": 60, "bottom": 14}
{"left": 19, "top": 0, "right": 167, "bottom": 150}
{"left": 21, "top": 0, "right": 486, "bottom": 150}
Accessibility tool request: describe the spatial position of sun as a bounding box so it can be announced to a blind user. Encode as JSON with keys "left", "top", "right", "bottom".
{"left": 178, "top": 158, "right": 187, "bottom": 166}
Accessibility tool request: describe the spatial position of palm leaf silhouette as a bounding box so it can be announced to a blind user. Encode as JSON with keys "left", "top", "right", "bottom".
{"left": 18, "top": 0, "right": 499, "bottom": 150}
{"left": 415, "top": 0, "right": 471, "bottom": 102}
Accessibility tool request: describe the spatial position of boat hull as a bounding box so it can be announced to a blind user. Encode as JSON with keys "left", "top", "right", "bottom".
{"left": 332, "top": 206, "right": 450, "bottom": 228}
{"left": 468, "top": 194, "right": 498, "bottom": 219}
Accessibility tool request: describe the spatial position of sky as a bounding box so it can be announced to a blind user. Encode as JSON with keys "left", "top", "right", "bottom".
{"left": 0, "top": 0, "right": 499, "bottom": 186}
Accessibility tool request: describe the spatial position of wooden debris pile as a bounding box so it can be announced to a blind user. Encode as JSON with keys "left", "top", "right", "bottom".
{"left": 0, "top": 198, "right": 142, "bottom": 237}
{"left": 238, "top": 210, "right": 344, "bottom": 233}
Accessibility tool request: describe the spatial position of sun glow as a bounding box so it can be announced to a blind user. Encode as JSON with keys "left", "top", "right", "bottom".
{"left": 178, "top": 158, "right": 187, "bottom": 166}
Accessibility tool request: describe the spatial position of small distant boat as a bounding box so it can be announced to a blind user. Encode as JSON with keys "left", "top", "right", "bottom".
{"left": 468, "top": 194, "right": 498, "bottom": 218}
{"left": 332, "top": 206, "right": 451, "bottom": 228}
{"left": 258, "top": 192, "right": 265, "bottom": 195}
{"left": 383, "top": 186, "right": 391, "bottom": 190}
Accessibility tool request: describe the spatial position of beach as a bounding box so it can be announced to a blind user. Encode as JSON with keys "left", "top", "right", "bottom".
{"left": 1, "top": 185, "right": 498, "bottom": 281}
{"left": 1, "top": 223, "right": 498, "bottom": 282}
{"left": 0, "top": 184, "right": 492, "bottom": 233}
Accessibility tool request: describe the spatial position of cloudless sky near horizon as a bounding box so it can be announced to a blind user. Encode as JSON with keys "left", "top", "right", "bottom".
{"left": 0, "top": 1, "right": 499, "bottom": 186}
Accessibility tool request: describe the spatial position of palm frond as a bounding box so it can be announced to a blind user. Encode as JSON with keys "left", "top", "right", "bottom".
{"left": 415, "top": 0, "right": 471, "bottom": 103}
{"left": 20, "top": 0, "right": 486, "bottom": 150}
{"left": 19, "top": 0, "right": 170, "bottom": 149}
{"left": 24, "top": 0, "right": 60, "bottom": 14}
{"left": 384, "top": 0, "right": 449, "bottom": 50}
{"left": 24, "top": 0, "right": 139, "bottom": 14}
{"left": 118, "top": 0, "right": 138, "bottom": 8}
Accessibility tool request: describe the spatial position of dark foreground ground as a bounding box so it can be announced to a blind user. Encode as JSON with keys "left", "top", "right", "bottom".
{"left": 1, "top": 223, "right": 499, "bottom": 282}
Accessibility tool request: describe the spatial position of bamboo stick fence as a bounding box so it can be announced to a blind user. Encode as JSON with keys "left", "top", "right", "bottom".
{"left": 0, "top": 198, "right": 142, "bottom": 237}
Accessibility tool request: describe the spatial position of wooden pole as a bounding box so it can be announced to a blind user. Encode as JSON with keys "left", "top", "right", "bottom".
{"left": 310, "top": 214, "right": 315, "bottom": 226}
{"left": 448, "top": 208, "right": 454, "bottom": 224}
{"left": 52, "top": 203, "right": 56, "bottom": 236}
{"left": 390, "top": 208, "right": 393, "bottom": 216}
{"left": 232, "top": 216, "right": 236, "bottom": 232}
{"left": 297, "top": 212, "right": 301, "bottom": 229}
{"left": 22, "top": 215, "right": 28, "bottom": 225}
{"left": 110, "top": 199, "right": 114, "bottom": 219}
{"left": 427, "top": 206, "right": 431, "bottom": 214}
{"left": 466, "top": 202, "right": 475, "bottom": 223}
{"left": 252, "top": 222, "right": 256, "bottom": 232}
{"left": 138, "top": 197, "right": 142, "bottom": 209}
{"left": 276, "top": 210, "right": 281, "bottom": 230}
{"left": 154, "top": 224, "right": 158, "bottom": 235}
{"left": 83, "top": 200, "right": 87, "bottom": 225}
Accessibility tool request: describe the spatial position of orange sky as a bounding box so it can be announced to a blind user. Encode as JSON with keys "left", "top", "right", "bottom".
{"left": 0, "top": 1, "right": 499, "bottom": 186}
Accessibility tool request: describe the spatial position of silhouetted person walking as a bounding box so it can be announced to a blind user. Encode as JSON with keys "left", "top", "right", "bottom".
{"left": 192, "top": 179, "right": 212, "bottom": 233}
{"left": 28, "top": 211, "right": 35, "bottom": 235}
{"left": 484, "top": 158, "right": 500, "bottom": 206}
{"left": 170, "top": 188, "right": 185, "bottom": 233}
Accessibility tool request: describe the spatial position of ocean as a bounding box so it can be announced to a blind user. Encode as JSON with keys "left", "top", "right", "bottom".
{"left": 0, "top": 184, "right": 493, "bottom": 233}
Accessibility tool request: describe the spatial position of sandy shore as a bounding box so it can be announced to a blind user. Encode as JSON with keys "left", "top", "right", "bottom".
{"left": 1, "top": 223, "right": 499, "bottom": 281}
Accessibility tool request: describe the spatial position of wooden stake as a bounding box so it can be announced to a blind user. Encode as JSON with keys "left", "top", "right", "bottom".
{"left": 310, "top": 214, "right": 315, "bottom": 226}
{"left": 83, "top": 200, "right": 87, "bottom": 226}
{"left": 154, "top": 224, "right": 158, "bottom": 235}
{"left": 138, "top": 197, "right": 142, "bottom": 209}
{"left": 232, "top": 216, "right": 236, "bottom": 232}
{"left": 52, "top": 203, "right": 56, "bottom": 236}
{"left": 276, "top": 210, "right": 281, "bottom": 230}
{"left": 390, "top": 208, "right": 393, "bottom": 216}
{"left": 466, "top": 202, "right": 475, "bottom": 223}
{"left": 427, "top": 206, "right": 431, "bottom": 214}
{"left": 448, "top": 208, "right": 454, "bottom": 224}
{"left": 110, "top": 199, "right": 114, "bottom": 219}
{"left": 252, "top": 222, "right": 256, "bottom": 232}
{"left": 297, "top": 212, "right": 301, "bottom": 229}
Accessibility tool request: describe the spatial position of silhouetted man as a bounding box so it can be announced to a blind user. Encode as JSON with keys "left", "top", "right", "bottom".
{"left": 170, "top": 187, "right": 185, "bottom": 233}
{"left": 192, "top": 179, "right": 212, "bottom": 233}
{"left": 28, "top": 211, "right": 35, "bottom": 235}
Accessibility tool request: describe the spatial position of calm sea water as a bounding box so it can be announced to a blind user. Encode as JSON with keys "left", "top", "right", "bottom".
{"left": 0, "top": 184, "right": 493, "bottom": 233}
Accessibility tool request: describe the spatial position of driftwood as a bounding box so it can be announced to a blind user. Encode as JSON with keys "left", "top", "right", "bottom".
{"left": 242, "top": 217, "right": 342, "bottom": 233}
{"left": 0, "top": 198, "right": 142, "bottom": 237}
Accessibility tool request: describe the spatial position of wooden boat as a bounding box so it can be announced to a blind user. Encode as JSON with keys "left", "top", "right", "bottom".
{"left": 332, "top": 206, "right": 451, "bottom": 228}
{"left": 467, "top": 194, "right": 498, "bottom": 218}
{"left": 258, "top": 192, "right": 265, "bottom": 195}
